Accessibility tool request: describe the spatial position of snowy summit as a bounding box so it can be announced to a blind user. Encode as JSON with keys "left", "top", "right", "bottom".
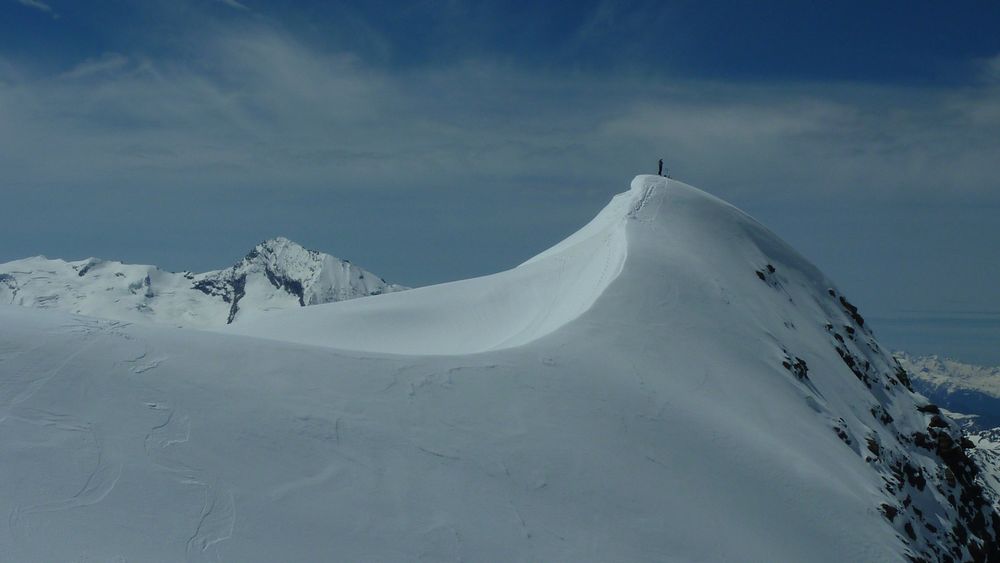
{"left": 0, "top": 176, "right": 997, "bottom": 562}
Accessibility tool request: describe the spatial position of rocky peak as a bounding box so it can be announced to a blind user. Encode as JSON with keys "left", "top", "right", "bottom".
{"left": 199, "top": 237, "right": 405, "bottom": 322}
{"left": 0, "top": 238, "right": 405, "bottom": 327}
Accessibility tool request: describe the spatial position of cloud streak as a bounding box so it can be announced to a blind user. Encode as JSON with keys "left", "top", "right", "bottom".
{"left": 15, "top": 0, "right": 55, "bottom": 16}
{"left": 0, "top": 28, "right": 997, "bottom": 208}
{"left": 214, "top": 0, "right": 248, "bottom": 10}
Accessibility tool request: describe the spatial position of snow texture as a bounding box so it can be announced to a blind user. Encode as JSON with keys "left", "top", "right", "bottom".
{"left": 1, "top": 176, "right": 997, "bottom": 562}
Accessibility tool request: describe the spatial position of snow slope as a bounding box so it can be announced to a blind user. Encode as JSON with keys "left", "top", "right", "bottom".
{"left": 0, "top": 237, "right": 404, "bottom": 327}
{"left": 226, "top": 183, "right": 635, "bottom": 354}
{"left": 1, "top": 176, "right": 997, "bottom": 562}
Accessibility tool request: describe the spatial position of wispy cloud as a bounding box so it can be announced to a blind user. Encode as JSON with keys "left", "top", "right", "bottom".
{"left": 60, "top": 53, "right": 130, "bottom": 79}
{"left": 978, "top": 54, "right": 1000, "bottom": 85}
{"left": 15, "top": 0, "right": 56, "bottom": 16}
{"left": 0, "top": 28, "right": 997, "bottom": 208}
{"left": 214, "top": 0, "right": 248, "bottom": 10}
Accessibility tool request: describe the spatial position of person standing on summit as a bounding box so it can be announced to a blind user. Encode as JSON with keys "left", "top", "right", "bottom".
{"left": 658, "top": 159, "right": 664, "bottom": 176}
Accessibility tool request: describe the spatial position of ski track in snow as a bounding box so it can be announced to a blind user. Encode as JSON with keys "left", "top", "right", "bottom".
{"left": 628, "top": 177, "right": 665, "bottom": 222}
{"left": 4, "top": 318, "right": 125, "bottom": 541}
{"left": 186, "top": 483, "right": 236, "bottom": 560}
{"left": 3, "top": 330, "right": 97, "bottom": 412}
{"left": 144, "top": 403, "right": 237, "bottom": 559}
{"left": 8, "top": 430, "right": 123, "bottom": 540}
{"left": 268, "top": 462, "right": 343, "bottom": 501}
{"left": 3, "top": 314, "right": 235, "bottom": 559}
{"left": 265, "top": 415, "right": 383, "bottom": 501}
{"left": 133, "top": 356, "right": 168, "bottom": 374}
{"left": 5, "top": 407, "right": 91, "bottom": 432}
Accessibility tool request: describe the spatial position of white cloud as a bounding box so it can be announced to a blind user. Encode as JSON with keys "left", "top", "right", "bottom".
{"left": 978, "top": 53, "right": 1000, "bottom": 84}
{"left": 214, "top": 0, "right": 248, "bottom": 10}
{"left": 17, "top": 0, "right": 59, "bottom": 19}
{"left": 15, "top": 0, "right": 55, "bottom": 16}
{"left": 60, "top": 53, "right": 130, "bottom": 79}
{"left": 16, "top": 0, "right": 51, "bottom": 11}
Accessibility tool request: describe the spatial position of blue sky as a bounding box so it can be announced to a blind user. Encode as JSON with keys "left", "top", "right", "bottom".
{"left": 2, "top": 0, "right": 999, "bottom": 362}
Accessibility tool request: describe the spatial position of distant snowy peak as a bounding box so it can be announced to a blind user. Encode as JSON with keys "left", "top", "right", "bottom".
{"left": 195, "top": 237, "right": 405, "bottom": 323}
{"left": 896, "top": 352, "right": 1000, "bottom": 398}
{"left": 0, "top": 237, "right": 405, "bottom": 327}
{"left": 239, "top": 237, "right": 403, "bottom": 305}
{"left": 894, "top": 352, "right": 1000, "bottom": 430}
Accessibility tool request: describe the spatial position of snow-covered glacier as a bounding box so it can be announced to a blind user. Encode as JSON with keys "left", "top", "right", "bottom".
{"left": 1, "top": 176, "right": 996, "bottom": 562}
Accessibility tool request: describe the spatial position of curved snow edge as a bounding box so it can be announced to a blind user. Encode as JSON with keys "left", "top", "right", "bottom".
{"left": 221, "top": 178, "right": 663, "bottom": 355}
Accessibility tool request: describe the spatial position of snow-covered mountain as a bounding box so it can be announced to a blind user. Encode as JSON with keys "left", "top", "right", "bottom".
{"left": 898, "top": 353, "right": 1000, "bottom": 398}
{"left": 896, "top": 353, "right": 1000, "bottom": 430}
{"left": 0, "top": 237, "right": 405, "bottom": 327}
{"left": 1, "top": 176, "right": 997, "bottom": 562}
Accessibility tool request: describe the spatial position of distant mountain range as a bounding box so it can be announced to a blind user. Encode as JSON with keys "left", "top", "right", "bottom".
{"left": 0, "top": 237, "right": 405, "bottom": 327}
{"left": 897, "top": 353, "right": 1000, "bottom": 430}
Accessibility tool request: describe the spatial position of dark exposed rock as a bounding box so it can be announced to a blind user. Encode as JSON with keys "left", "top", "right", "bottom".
{"left": 881, "top": 503, "right": 899, "bottom": 522}
{"left": 226, "top": 275, "right": 247, "bottom": 324}
{"left": 867, "top": 437, "right": 881, "bottom": 457}
{"left": 834, "top": 422, "right": 852, "bottom": 445}
{"left": 835, "top": 345, "right": 871, "bottom": 388}
{"left": 902, "top": 462, "right": 927, "bottom": 491}
{"left": 193, "top": 278, "right": 233, "bottom": 303}
{"left": 893, "top": 363, "right": 914, "bottom": 391}
{"left": 871, "top": 405, "right": 894, "bottom": 425}
{"left": 838, "top": 295, "right": 866, "bottom": 327}
{"left": 929, "top": 416, "right": 949, "bottom": 429}
{"left": 912, "top": 432, "right": 934, "bottom": 450}
{"left": 781, "top": 355, "right": 809, "bottom": 380}
{"left": 76, "top": 260, "right": 96, "bottom": 277}
{"left": 263, "top": 267, "right": 306, "bottom": 306}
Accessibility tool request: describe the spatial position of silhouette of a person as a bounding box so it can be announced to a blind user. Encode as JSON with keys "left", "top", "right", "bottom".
{"left": 658, "top": 159, "right": 664, "bottom": 176}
